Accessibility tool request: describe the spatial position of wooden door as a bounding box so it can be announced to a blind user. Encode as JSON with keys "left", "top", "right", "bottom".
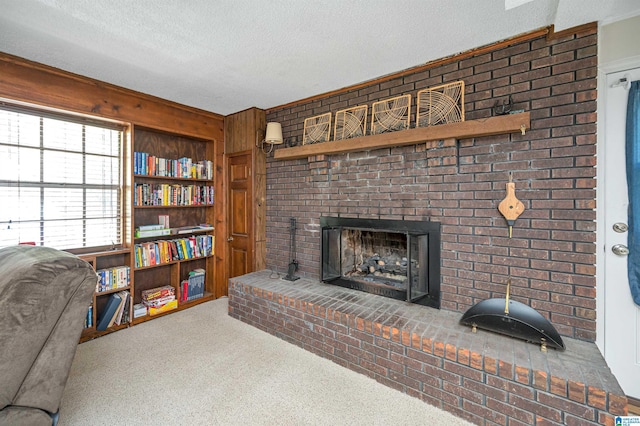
{"left": 603, "top": 67, "right": 640, "bottom": 399}
{"left": 227, "top": 151, "right": 252, "bottom": 278}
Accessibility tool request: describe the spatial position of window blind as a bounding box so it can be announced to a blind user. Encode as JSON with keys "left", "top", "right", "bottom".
{"left": 0, "top": 105, "right": 125, "bottom": 250}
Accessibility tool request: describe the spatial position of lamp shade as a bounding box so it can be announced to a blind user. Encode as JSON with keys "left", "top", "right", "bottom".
{"left": 265, "top": 122, "right": 283, "bottom": 145}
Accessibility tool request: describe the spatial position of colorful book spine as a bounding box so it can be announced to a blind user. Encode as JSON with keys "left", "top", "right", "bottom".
{"left": 96, "top": 266, "right": 131, "bottom": 292}
{"left": 133, "top": 235, "right": 213, "bottom": 268}
{"left": 134, "top": 183, "right": 214, "bottom": 206}
{"left": 85, "top": 305, "right": 93, "bottom": 328}
{"left": 134, "top": 152, "right": 213, "bottom": 180}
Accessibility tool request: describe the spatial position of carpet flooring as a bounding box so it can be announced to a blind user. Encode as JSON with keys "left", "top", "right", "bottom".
{"left": 59, "top": 297, "right": 472, "bottom": 425}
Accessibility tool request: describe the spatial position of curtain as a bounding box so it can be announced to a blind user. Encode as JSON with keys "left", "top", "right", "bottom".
{"left": 626, "top": 80, "right": 640, "bottom": 306}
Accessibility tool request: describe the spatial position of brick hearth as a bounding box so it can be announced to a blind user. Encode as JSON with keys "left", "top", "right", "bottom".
{"left": 229, "top": 271, "right": 627, "bottom": 425}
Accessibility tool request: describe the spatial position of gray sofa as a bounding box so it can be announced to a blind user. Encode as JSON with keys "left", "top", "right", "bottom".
{"left": 0, "top": 245, "right": 97, "bottom": 426}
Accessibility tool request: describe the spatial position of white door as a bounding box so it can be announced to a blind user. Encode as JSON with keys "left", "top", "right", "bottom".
{"left": 603, "top": 67, "right": 640, "bottom": 399}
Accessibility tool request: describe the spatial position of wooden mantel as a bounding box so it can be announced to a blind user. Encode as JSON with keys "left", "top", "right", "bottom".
{"left": 274, "top": 112, "right": 530, "bottom": 160}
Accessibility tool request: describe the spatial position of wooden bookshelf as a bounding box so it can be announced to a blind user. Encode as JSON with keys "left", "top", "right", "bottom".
{"left": 78, "top": 249, "right": 132, "bottom": 342}
{"left": 131, "top": 126, "right": 216, "bottom": 324}
{"left": 78, "top": 126, "right": 218, "bottom": 342}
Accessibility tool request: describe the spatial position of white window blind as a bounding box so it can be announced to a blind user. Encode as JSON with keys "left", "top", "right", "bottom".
{"left": 0, "top": 104, "right": 125, "bottom": 250}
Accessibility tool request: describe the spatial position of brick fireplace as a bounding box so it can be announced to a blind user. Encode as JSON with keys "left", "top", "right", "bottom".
{"left": 228, "top": 24, "right": 630, "bottom": 424}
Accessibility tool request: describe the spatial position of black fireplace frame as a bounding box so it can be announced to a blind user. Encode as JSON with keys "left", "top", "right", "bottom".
{"left": 320, "top": 217, "right": 441, "bottom": 309}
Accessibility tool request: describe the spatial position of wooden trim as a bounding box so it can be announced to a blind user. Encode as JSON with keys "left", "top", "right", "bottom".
{"left": 267, "top": 28, "right": 551, "bottom": 113}
{"left": 0, "top": 52, "right": 224, "bottom": 119}
{"left": 628, "top": 396, "right": 640, "bottom": 416}
{"left": 274, "top": 112, "right": 530, "bottom": 160}
{"left": 213, "top": 120, "right": 227, "bottom": 298}
{"left": 0, "top": 52, "right": 224, "bottom": 140}
{"left": 546, "top": 22, "right": 597, "bottom": 41}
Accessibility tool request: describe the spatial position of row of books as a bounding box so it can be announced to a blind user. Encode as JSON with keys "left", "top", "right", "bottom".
{"left": 134, "top": 183, "right": 214, "bottom": 207}
{"left": 180, "top": 269, "right": 205, "bottom": 302}
{"left": 96, "top": 290, "right": 131, "bottom": 331}
{"left": 134, "top": 235, "right": 214, "bottom": 268}
{"left": 134, "top": 152, "right": 213, "bottom": 180}
{"left": 96, "top": 265, "right": 130, "bottom": 293}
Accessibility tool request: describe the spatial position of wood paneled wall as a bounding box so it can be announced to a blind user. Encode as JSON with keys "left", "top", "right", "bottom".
{"left": 224, "top": 107, "right": 267, "bottom": 276}
{"left": 0, "top": 53, "right": 224, "bottom": 140}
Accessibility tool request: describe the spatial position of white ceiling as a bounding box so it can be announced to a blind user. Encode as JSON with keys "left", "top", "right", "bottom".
{"left": 1, "top": 0, "right": 640, "bottom": 116}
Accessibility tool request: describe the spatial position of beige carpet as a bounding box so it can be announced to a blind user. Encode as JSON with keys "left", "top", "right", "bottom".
{"left": 60, "top": 297, "right": 472, "bottom": 426}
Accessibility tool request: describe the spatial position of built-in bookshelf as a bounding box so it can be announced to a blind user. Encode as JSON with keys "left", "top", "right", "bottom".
{"left": 78, "top": 248, "right": 132, "bottom": 342}
{"left": 131, "top": 127, "right": 216, "bottom": 325}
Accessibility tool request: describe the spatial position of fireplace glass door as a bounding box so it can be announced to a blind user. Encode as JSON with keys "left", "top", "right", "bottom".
{"left": 320, "top": 217, "right": 440, "bottom": 308}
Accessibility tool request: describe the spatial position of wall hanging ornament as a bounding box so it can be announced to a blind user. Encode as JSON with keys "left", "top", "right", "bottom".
{"left": 370, "top": 94, "right": 411, "bottom": 135}
{"left": 498, "top": 176, "right": 525, "bottom": 238}
{"left": 416, "top": 80, "right": 465, "bottom": 127}
{"left": 302, "top": 112, "right": 332, "bottom": 145}
{"left": 334, "top": 105, "right": 368, "bottom": 141}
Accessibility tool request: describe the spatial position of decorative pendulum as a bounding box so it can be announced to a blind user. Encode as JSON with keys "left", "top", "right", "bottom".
{"left": 498, "top": 175, "right": 525, "bottom": 238}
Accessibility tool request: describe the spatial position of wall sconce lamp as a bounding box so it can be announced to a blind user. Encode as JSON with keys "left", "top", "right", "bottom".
{"left": 257, "top": 122, "right": 283, "bottom": 154}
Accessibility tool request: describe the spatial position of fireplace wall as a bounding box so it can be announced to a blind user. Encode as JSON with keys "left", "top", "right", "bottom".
{"left": 265, "top": 26, "right": 597, "bottom": 342}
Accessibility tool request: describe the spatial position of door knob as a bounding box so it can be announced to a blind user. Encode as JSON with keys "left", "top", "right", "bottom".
{"left": 613, "top": 223, "right": 628, "bottom": 233}
{"left": 612, "top": 244, "right": 629, "bottom": 256}
{"left": 227, "top": 237, "right": 234, "bottom": 242}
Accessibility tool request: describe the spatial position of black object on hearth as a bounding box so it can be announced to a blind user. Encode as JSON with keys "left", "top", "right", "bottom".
{"left": 283, "top": 217, "right": 299, "bottom": 281}
{"left": 460, "top": 278, "right": 565, "bottom": 351}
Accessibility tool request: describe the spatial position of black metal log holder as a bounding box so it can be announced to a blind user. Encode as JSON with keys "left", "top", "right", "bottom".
{"left": 283, "top": 217, "right": 299, "bottom": 281}
{"left": 459, "top": 277, "right": 565, "bottom": 351}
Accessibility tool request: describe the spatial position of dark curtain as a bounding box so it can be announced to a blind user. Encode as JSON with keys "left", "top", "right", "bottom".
{"left": 626, "top": 80, "right": 640, "bottom": 306}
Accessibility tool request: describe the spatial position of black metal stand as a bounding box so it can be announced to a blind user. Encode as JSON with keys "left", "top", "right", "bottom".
{"left": 283, "top": 217, "right": 299, "bottom": 281}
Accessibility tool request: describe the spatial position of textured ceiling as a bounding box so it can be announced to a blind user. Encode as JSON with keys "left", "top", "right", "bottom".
{"left": 1, "top": 0, "right": 640, "bottom": 116}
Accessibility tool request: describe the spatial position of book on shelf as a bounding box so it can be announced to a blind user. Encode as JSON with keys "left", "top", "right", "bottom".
{"left": 135, "top": 228, "right": 171, "bottom": 238}
{"left": 181, "top": 268, "right": 205, "bottom": 301}
{"left": 139, "top": 224, "right": 165, "bottom": 231}
{"left": 121, "top": 291, "right": 131, "bottom": 324}
{"left": 134, "top": 152, "right": 213, "bottom": 180}
{"left": 113, "top": 291, "right": 130, "bottom": 326}
{"left": 96, "top": 292, "right": 122, "bottom": 331}
{"left": 108, "top": 292, "right": 126, "bottom": 328}
{"left": 134, "top": 182, "right": 214, "bottom": 207}
{"left": 134, "top": 235, "right": 213, "bottom": 268}
{"left": 133, "top": 303, "right": 147, "bottom": 318}
{"left": 84, "top": 305, "right": 93, "bottom": 329}
{"left": 173, "top": 224, "right": 214, "bottom": 234}
{"left": 96, "top": 266, "right": 130, "bottom": 293}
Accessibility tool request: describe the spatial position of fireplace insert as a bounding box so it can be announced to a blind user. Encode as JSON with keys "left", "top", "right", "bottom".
{"left": 320, "top": 217, "right": 440, "bottom": 308}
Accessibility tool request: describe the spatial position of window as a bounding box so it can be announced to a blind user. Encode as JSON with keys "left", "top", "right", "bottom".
{"left": 0, "top": 104, "right": 126, "bottom": 250}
